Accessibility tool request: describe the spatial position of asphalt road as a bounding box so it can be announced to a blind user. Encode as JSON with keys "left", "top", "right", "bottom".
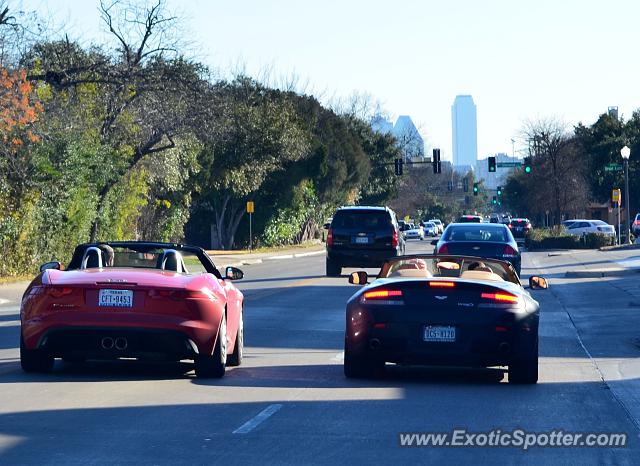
{"left": 1, "top": 240, "right": 639, "bottom": 464}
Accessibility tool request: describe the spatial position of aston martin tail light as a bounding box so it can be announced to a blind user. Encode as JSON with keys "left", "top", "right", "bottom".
{"left": 481, "top": 292, "right": 520, "bottom": 304}
{"left": 437, "top": 243, "right": 449, "bottom": 254}
{"left": 361, "top": 289, "right": 404, "bottom": 305}
{"left": 327, "top": 228, "right": 334, "bottom": 247}
{"left": 429, "top": 281, "right": 455, "bottom": 288}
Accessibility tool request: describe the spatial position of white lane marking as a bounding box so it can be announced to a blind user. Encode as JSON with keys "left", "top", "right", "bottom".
{"left": 0, "top": 299, "right": 10, "bottom": 305}
{"left": 332, "top": 352, "right": 344, "bottom": 362}
{"left": 233, "top": 404, "right": 283, "bottom": 434}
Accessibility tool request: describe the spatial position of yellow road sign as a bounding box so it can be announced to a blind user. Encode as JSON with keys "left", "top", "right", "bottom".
{"left": 612, "top": 189, "right": 621, "bottom": 203}
{"left": 247, "top": 201, "right": 255, "bottom": 213}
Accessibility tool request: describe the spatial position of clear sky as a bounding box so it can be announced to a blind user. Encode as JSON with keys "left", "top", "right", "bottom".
{"left": 21, "top": 0, "right": 640, "bottom": 161}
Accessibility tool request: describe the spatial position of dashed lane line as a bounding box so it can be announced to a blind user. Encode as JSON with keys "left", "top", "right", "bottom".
{"left": 232, "top": 404, "right": 283, "bottom": 434}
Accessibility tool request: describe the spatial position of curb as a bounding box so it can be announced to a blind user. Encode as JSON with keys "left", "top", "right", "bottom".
{"left": 599, "top": 244, "right": 640, "bottom": 251}
{"left": 565, "top": 268, "right": 640, "bottom": 278}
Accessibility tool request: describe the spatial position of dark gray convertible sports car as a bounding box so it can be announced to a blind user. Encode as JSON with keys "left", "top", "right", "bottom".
{"left": 344, "top": 255, "right": 547, "bottom": 384}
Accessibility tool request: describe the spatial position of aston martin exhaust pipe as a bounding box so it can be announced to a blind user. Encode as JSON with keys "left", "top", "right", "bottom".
{"left": 369, "top": 339, "right": 381, "bottom": 350}
{"left": 499, "top": 342, "right": 511, "bottom": 353}
{"left": 101, "top": 337, "right": 114, "bottom": 350}
{"left": 114, "top": 337, "right": 128, "bottom": 351}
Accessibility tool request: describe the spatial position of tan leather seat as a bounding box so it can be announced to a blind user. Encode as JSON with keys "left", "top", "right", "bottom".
{"left": 389, "top": 268, "right": 433, "bottom": 279}
{"left": 460, "top": 270, "right": 504, "bottom": 281}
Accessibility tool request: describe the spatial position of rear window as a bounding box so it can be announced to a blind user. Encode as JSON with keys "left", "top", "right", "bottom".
{"left": 444, "top": 226, "right": 508, "bottom": 242}
{"left": 332, "top": 210, "right": 392, "bottom": 229}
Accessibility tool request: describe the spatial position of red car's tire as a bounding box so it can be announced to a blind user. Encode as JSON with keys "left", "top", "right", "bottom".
{"left": 20, "top": 335, "right": 54, "bottom": 373}
{"left": 227, "top": 311, "right": 243, "bottom": 367}
{"left": 195, "top": 313, "right": 227, "bottom": 378}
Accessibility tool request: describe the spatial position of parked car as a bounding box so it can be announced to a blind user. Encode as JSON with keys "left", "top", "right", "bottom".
{"left": 434, "top": 222, "right": 521, "bottom": 275}
{"left": 326, "top": 206, "right": 405, "bottom": 276}
{"left": 344, "top": 254, "right": 547, "bottom": 383}
{"left": 564, "top": 219, "right": 616, "bottom": 237}
{"left": 632, "top": 213, "right": 640, "bottom": 236}
{"left": 20, "top": 242, "right": 245, "bottom": 378}
{"left": 457, "top": 215, "right": 483, "bottom": 223}
{"left": 508, "top": 218, "right": 532, "bottom": 238}
{"left": 422, "top": 221, "right": 438, "bottom": 237}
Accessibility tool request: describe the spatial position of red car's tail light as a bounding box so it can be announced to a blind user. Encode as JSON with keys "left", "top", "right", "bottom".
{"left": 502, "top": 245, "right": 518, "bottom": 258}
{"left": 429, "top": 281, "right": 455, "bottom": 288}
{"left": 148, "top": 290, "right": 212, "bottom": 300}
{"left": 481, "top": 292, "right": 520, "bottom": 304}
{"left": 46, "top": 287, "right": 74, "bottom": 298}
{"left": 327, "top": 228, "right": 334, "bottom": 247}
{"left": 392, "top": 229, "right": 399, "bottom": 248}
{"left": 437, "top": 243, "right": 449, "bottom": 254}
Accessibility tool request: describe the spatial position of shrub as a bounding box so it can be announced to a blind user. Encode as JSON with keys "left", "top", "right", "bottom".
{"left": 525, "top": 228, "right": 615, "bottom": 250}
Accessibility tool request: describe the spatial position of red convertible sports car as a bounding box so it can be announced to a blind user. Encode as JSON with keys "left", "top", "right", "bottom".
{"left": 20, "top": 241, "right": 244, "bottom": 378}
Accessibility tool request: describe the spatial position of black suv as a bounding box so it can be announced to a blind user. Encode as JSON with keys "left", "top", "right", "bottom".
{"left": 325, "top": 206, "right": 405, "bottom": 276}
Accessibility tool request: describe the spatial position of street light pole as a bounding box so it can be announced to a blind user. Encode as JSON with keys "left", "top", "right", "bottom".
{"left": 621, "top": 145, "right": 631, "bottom": 243}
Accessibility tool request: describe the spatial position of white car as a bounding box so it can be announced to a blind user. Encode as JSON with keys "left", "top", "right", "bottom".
{"left": 403, "top": 223, "right": 425, "bottom": 240}
{"left": 428, "top": 219, "right": 444, "bottom": 234}
{"left": 564, "top": 219, "right": 616, "bottom": 237}
{"left": 422, "top": 221, "right": 438, "bottom": 237}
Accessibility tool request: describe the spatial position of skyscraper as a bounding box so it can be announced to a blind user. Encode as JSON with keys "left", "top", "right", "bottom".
{"left": 451, "top": 95, "right": 478, "bottom": 170}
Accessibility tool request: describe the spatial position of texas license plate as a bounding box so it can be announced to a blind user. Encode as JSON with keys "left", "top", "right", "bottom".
{"left": 98, "top": 289, "right": 133, "bottom": 308}
{"left": 354, "top": 237, "right": 369, "bottom": 244}
{"left": 424, "top": 325, "right": 456, "bottom": 342}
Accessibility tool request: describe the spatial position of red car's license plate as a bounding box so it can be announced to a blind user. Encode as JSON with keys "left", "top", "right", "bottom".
{"left": 98, "top": 289, "right": 133, "bottom": 308}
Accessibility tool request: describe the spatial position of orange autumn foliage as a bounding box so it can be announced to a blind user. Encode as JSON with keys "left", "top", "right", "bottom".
{"left": 0, "top": 68, "right": 42, "bottom": 151}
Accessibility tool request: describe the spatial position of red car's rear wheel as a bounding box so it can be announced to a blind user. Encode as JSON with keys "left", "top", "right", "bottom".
{"left": 194, "top": 313, "right": 227, "bottom": 378}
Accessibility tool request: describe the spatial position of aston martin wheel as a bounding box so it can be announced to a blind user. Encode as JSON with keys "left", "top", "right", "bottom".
{"left": 20, "top": 335, "right": 54, "bottom": 373}
{"left": 195, "top": 313, "right": 227, "bottom": 378}
{"left": 227, "top": 311, "right": 243, "bottom": 367}
{"left": 509, "top": 338, "right": 538, "bottom": 384}
{"left": 344, "top": 341, "right": 384, "bottom": 379}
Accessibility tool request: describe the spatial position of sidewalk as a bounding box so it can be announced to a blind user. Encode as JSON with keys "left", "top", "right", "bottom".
{"left": 536, "top": 248, "right": 640, "bottom": 278}
{"left": 207, "top": 244, "right": 326, "bottom": 268}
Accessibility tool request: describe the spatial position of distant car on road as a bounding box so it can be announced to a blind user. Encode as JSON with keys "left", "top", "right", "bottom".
{"left": 457, "top": 215, "right": 483, "bottom": 223}
{"left": 632, "top": 213, "right": 640, "bottom": 236}
{"left": 20, "top": 241, "right": 245, "bottom": 378}
{"left": 508, "top": 218, "right": 532, "bottom": 238}
{"left": 564, "top": 219, "right": 616, "bottom": 237}
{"left": 326, "top": 206, "right": 405, "bottom": 276}
{"left": 422, "top": 221, "right": 438, "bottom": 237}
{"left": 403, "top": 223, "right": 425, "bottom": 241}
{"left": 428, "top": 219, "right": 444, "bottom": 234}
{"left": 344, "top": 254, "right": 547, "bottom": 383}
{"left": 434, "top": 222, "right": 521, "bottom": 275}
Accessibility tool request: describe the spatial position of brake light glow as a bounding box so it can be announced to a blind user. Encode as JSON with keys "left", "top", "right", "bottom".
{"left": 47, "top": 287, "right": 73, "bottom": 298}
{"left": 429, "top": 281, "right": 455, "bottom": 288}
{"left": 481, "top": 292, "right": 519, "bottom": 303}
{"left": 364, "top": 290, "right": 403, "bottom": 299}
{"left": 507, "top": 223, "right": 513, "bottom": 229}
{"left": 392, "top": 229, "right": 399, "bottom": 248}
{"left": 437, "top": 243, "right": 449, "bottom": 254}
{"left": 502, "top": 245, "right": 518, "bottom": 258}
{"left": 327, "top": 228, "right": 334, "bottom": 247}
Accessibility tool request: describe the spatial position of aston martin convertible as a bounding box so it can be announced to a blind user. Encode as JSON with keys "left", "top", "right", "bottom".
{"left": 343, "top": 255, "right": 547, "bottom": 383}
{"left": 20, "top": 241, "right": 244, "bottom": 378}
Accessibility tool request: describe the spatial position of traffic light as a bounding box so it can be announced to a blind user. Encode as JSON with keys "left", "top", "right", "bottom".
{"left": 394, "top": 158, "right": 403, "bottom": 176}
{"left": 473, "top": 183, "right": 479, "bottom": 196}
{"left": 523, "top": 156, "right": 532, "bottom": 174}
{"left": 492, "top": 196, "right": 497, "bottom": 204}
{"left": 497, "top": 186, "right": 502, "bottom": 196}
{"left": 432, "top": 148, "right": 442, "bottom": 174}
{"left": 488, "top": 156, "right": 496, "bottom": 172}
{"left": 463, "top": 177, "right": 468, "bottom": 192}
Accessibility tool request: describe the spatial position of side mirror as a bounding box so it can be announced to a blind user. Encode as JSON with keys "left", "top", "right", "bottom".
{"left": 40, "top": 261, "right": 62, "bottom": 273}
{"left": 431, "top": 239, "right": 439, "bottom": 245}
{"left": 348, "top": 271, "right": 368, "bottom": 285}
{"left": 225, "top": 266, "right": 244, "bottom": 281}
{"left": 529, "top": 276, "right": 548, "bottom": 290}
